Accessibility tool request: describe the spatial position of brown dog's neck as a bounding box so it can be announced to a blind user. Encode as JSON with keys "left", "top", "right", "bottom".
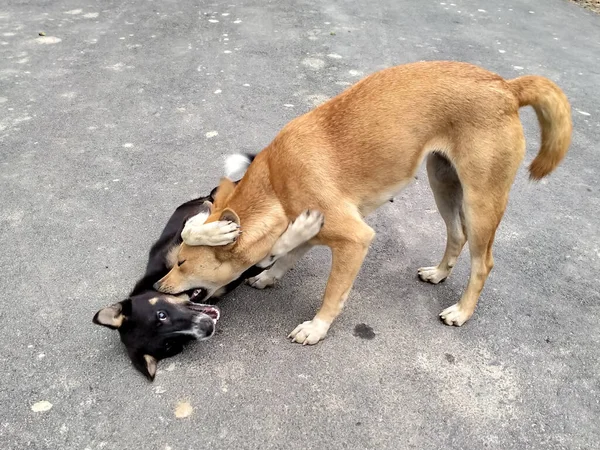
{"left": 217, "top": 149, "right": 289, "bottom": 264}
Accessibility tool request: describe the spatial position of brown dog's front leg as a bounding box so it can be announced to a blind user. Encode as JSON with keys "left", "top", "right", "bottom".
{"left": 289, "top": 220, "right": 375, "bottom": 345}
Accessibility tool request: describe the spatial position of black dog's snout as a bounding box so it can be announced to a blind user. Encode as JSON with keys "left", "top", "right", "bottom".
{"left": 198, "top": 317, "right": 216, "bottom": 338}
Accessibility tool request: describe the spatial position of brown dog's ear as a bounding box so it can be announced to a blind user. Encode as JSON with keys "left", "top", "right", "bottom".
{"left": 209, "top": 185, "right": 219, "bottom": 201}
{"left": 212, "top": 177, "right": 237, "bottom": 210}
{"left": 92, "top": 302, "right": 125, "bottom": 329}
{"left": 220, "top": 208, "right": 240, "bottom": 226}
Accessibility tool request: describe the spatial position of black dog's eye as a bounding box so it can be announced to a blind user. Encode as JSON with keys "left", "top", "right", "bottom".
{"left": 177, "top": 260, "right": 186, "bottom": 267}
{"left": 157, "top": 311, "right": 168, "bottom": 321}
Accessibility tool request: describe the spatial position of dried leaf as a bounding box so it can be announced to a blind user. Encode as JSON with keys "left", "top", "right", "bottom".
{"left": 31, "top": 400, "right": 53, "bottom": 412}
{"left": 174, "top": 401, "right": 193, "bottom": 418}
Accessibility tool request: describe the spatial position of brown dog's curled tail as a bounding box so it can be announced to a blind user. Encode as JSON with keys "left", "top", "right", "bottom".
{"left": 508, "top": 76, "right": 572, "bottom": 180}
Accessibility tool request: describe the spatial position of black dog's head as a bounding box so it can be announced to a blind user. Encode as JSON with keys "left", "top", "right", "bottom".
{"left": 92, "top": 153, "right": 257, "bottom": 380}
{"left": 93, "top": 292, "right": 220, "bottom": 380}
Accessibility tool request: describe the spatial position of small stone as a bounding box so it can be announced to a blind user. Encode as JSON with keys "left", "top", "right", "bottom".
{"left": 174, "top": 401, "right": 193, "bottom": 418}
{"left": 31, "top": 400, "right": 53, "bottom": 412}
{"left": 39, "top": 31, "right": 46, "bottom": 36}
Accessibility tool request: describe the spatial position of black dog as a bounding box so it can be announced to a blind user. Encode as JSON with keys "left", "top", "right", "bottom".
{"left": 93, "top": 185, "right": 266, "bottom": 380}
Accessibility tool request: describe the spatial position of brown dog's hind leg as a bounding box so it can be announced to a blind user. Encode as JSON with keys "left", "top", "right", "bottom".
{"left": 418, "top": 153, "right": 467, "bottom": 284}
{"left": 439, "top": 195, "right": 503, "bottom": 326}
{"left": 439, "top": 127, "right": 524, "bottom": 326}
{"left": 289, "top": 211, "right": 375, "bottom": 345}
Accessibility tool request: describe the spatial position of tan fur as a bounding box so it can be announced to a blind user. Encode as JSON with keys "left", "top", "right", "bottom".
{"left": 164, "top": 245, "right": 179, "bottom": 270}
{"left": 212, "top": 178, "right": 237, "bottom": 209}
{"left": 156, "top": 61, "right": 572, "bottom": 340}
{"left": 506, "top": 76, "right": 572, "bottom": 179}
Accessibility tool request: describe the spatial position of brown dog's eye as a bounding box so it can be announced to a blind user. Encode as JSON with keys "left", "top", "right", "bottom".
{"left": 157, "top": 311, "right": 168, "bottom": 321}
{"left": 177, "top": 260, "right": 186, "bottom": 267}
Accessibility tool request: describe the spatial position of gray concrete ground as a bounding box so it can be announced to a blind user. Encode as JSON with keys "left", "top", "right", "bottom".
{"left": 1, "top": 0, "right": 599, "bottom": 449}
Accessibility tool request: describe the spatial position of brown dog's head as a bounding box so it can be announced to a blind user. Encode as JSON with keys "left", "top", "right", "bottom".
{"left": 154, "top": 178, "right": 250, "bottom": 301}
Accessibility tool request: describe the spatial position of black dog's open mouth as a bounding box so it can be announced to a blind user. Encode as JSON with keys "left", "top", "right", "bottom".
{"left": 186, "top": 301, "right": 220, "bottom": 323}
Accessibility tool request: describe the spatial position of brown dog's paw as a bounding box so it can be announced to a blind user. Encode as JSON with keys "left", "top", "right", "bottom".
{"left": 246, "top": 272, "right": 276, "bottom": 289}
{"left": 439, "top": 304, "right": 472, "bottom": 326}
{"left": 418, "top": 266, "right": 449, "bottom": 284}
{"left": 288, "top": 318, "right": 330, "bottom": 345}
{"left": 289, "top": 210, "right": 325, "bottom": 241}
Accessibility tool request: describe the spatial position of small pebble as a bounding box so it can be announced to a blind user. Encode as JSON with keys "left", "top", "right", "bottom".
{"left": 175, "top": 401, "right": 193, "bottom": 418}
{"left": 31, "top": 400, "right": 53, "bottom": 412}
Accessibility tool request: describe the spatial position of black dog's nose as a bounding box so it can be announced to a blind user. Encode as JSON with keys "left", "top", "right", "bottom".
{"left": 198, "top": 317, "right": 216, "bottom": 338}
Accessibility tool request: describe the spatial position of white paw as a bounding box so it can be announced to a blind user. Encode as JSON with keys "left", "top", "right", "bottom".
{"left": 418, "top": 266, "right": 449, "bottom": 284}
{"left": 290, "top": 210, "right": 324, "bottom": 241}
{"left": 439, "top": 303, "right": 472, "bottom": 327}
{"left": 182, "top": 220, "right": 240, "bottom": 246}
{"left": 246, "top": 272, "right": 276, "bottom": 289}
{"left": 288, "top": 318, "right": 330, "bottom": 345}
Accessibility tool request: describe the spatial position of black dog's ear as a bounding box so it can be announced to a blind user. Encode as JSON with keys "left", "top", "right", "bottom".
{"left": 129, "top": 351, "right": 158, "bottom": 381}
{"left": 93, "top": 302, "right": 126, "bottom": 329}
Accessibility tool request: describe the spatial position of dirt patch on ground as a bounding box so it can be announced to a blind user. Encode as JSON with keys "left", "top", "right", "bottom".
{"left": 570, "top": 0, "right": 600, "bottom": 13}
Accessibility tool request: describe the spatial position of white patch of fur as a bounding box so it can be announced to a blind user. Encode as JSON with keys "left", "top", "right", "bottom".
{"left": 257, "top": 211, "right": 323, "bottom": 268}
{"left": 224, "top": 153, "right": 252, "bottom": 180}
{"left": 182, "top": 219, "right": 240, "bottom": 246}
{"left": 249, "top": 244, "right": 312, "bottom": 289}
{"left": 247, "top": 271, "right": 276, "bottom": 289}
{"left": 288, "top": 318, "right": 330, "bottom": 345}
{"left": 418, "top": 266, "right": 450, "bottom": 284}
{"left": 184, "top": 211, "right": 209, "bottom": 227}
{"left": 439, "top": 303, "right": 469, "bottom": 326}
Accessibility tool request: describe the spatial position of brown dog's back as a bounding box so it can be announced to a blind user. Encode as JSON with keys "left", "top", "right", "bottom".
{"left": 264, "top": 61, "right": 570, "bottom": 218}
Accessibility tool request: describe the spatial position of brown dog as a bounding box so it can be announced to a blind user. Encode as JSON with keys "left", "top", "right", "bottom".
{"left": 155, "top": 61, "right": 572, "bottom": 345}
